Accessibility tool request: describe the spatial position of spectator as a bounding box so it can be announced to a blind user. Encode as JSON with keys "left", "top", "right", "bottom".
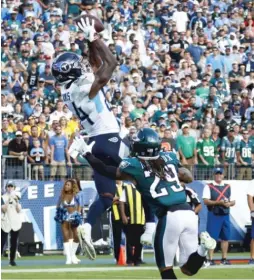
{"left": 29, "top": 139, "right": 45, "bottom": 180}
{"left": 197, "top": 128, "right": 218, "bottom": 166}
{"left": 7, "top": 131, "right": 28, "bottom": 179}
{"left": 206, "top": 47, "right": 225, "bottom": 73}
{"left": 50, "top": 125, "right": 71, "bottom": 181}
{"left": 236, "top": 129, "right": 254, "bottom": 180}
{"left": 161, "top": 128, "right": 177, "bottom": 153}
{"left": 203, "top": 168, "right": 236, "bottom": 266}
{"left": 221, "top": 127, "right": 239, "bottom": 178}
{"left": 22, "top": 94, "right": 37, "bottom": 119}
{"left": 176, "top": 123, "right": 197, "bottom": 169}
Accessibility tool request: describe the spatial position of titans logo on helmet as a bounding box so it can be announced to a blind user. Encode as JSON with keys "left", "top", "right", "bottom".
{"left": 52, "top": 61, "right": 72, "bottom": 73}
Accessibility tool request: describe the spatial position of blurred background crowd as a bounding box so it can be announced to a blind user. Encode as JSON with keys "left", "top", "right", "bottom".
{"left": 1, "top": 0, "right": 254, "bottom": 181}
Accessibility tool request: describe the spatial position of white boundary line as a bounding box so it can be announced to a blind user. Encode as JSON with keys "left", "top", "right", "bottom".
{"left": 2, "top": 264, "right": 253, "bottom": 274}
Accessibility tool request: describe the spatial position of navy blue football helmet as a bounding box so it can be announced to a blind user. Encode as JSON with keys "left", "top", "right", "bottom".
{"left": 51, "top": 52, "right": 92, "bottom": 84}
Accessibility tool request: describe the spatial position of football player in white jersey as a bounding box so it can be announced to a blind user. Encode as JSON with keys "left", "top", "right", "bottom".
{"left": 51, "top": 19, "right": 129, "bottom": 260}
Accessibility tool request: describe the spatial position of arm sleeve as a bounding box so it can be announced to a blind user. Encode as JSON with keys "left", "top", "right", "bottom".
{"left": 85, "top": 153, "right": 118, "bottom": 180}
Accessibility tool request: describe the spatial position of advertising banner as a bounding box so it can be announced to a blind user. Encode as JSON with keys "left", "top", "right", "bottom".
{"left": 3, "top": 179, "right": 252, "bottom": 250}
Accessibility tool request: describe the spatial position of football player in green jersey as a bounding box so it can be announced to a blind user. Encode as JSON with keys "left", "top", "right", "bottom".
{"left": 236, "top": 129, "right": 254, "bottom": 180}
{"left": 70, "top": 128, "right": 216, "bottom": 279}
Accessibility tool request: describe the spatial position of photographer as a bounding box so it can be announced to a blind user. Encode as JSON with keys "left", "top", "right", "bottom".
{"left": 1, "top": 181, "right": 22, "bottom": 266}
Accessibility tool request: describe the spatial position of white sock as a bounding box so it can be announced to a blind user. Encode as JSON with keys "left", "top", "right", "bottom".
{"left": 144, "top": 222, "right": 156, "bottom": 234}
{"left": 83, "top": 223, "right": 92, "bottom": 237}
{"left": 72, "top": 242, "right": 79, "bottom": 256}
{"left": 197, "top": 244, "right": 208, "bottom": 257}
{"left": 63, "top": 242, "right": 72, "bottom": 263}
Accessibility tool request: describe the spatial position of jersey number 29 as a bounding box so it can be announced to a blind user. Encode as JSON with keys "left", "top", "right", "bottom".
{"left": 148, "top": 164, "right": 184, "bottom": 198}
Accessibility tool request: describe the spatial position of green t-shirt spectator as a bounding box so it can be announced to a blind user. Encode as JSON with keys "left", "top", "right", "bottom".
{"left": 196, "top": 87, "right": 210, "bottom": 100}
{"left": 197, "top": 138, "right": 217, "bottom": 166}
{"left": 130, "top": 108, "right": 146, "bottom": 121}
{"left": 176, "top": 135, "right": 196, "bottom": 159}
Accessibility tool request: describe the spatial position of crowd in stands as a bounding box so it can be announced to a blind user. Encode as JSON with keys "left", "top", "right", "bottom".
{"left": 1, "top": 0, "right": 254, "bottom": 180}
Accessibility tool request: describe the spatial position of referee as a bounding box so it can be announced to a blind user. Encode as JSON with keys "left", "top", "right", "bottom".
{"left": 119, "top": 182, "right": 145, "bottom": 266}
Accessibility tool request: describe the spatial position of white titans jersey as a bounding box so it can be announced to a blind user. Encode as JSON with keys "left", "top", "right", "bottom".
{"left": 61, "top": 79, "right": 119, "bottom": 137}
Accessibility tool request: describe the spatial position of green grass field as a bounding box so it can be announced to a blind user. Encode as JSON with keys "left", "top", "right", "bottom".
{"left": 1, "top": 253, "right": 254, "bottom": 279}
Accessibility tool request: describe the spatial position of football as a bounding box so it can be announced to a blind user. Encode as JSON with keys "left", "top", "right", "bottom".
{"left": 178, "top": 167, "right": 193, "bottom": 184}
{"left": 74, "top": 13, "right": 104, "bottom": 33}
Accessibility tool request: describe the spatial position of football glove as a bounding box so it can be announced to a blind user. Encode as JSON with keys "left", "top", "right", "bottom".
{"left": 77, "top": 17, "right": 97, "bottom": 42}
{"left": 68, "top": 137, "right": 95, "bottom": 159}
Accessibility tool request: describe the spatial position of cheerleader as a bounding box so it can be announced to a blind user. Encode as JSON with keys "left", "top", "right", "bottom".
{"left": 55, "top": 179, "right": 82, "bottom": 264}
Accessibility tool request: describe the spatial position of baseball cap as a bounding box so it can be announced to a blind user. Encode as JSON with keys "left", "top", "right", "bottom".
{"left": 213, "top": 167, "right": 223, "bottom": 174}
{"left": 39, "top": 77, "right": 45, "bottom": 82}
{"left": 6, "top": 180, "right": 16, "bottom": 188}
{"left": 15, "top": 131, "right": 22, "bottom": 136}
{"left": 228, "top": 127, "right": 234, "bottom": 132}
{"left": 154, "top": 92, "right": 163, "bottom": 99}
{"left": 30, "top": 94, "right": 37, "bottom": 99}
{"left": 136, "top": 99, "right": 143, "bottom": 104}
{"left": 159, "top": 122, "right": 166, "bottom": 127}
{"left": 182, "top": 123, "right": 189, "bottom": 129}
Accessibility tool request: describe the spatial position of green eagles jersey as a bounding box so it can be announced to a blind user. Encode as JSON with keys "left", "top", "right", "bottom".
{"left": 221, "top": 136, "right": 239, "bottom": 163}
{"left": 236, "top": 139, "right": 254, "bottom": 165}
{"left": 119, "top": 152, "right": 187, "bottom": 217}
{"left": 197, "top": 138, "right": 217, "bottom": 166}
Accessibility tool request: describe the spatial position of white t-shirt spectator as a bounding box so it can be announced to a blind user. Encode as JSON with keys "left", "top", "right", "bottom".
{"left": 172, "top": 11, "right": 189, "bottom": 33}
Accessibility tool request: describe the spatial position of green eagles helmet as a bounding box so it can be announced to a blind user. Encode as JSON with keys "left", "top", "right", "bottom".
{"left": 132, "top": 128, "right": 161, "bottom": 160}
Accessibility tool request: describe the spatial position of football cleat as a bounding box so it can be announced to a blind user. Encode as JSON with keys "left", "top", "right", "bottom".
{"left": 141, "top": 222, "right": 156, "bottom": 246}
{"left": 200, "top": 231, "right": 216, "bottom": 250}
{"left": 77, "top": 225, "right": 96, "bottom": 260}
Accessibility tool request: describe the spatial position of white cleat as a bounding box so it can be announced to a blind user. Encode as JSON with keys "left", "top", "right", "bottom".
{"left": 77, "top": 225, "right": 96, "bottom": 260}
{"left": 141, "top": 222, "right": 156, "bottom": 246}
{"left": 71, "top": 255, "right": 81, "bottom": 264}
{"left": 200, "top": 231, "right": 216, "bottom": 250}
{"left": 140, "top": 232, "right": 153, "bottom": 246}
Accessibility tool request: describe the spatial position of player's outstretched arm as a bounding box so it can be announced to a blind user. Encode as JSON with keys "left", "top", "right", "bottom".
{"left": 85, "top": 152, "right": 133, "bottom": 181}
{"left": 88, "top": 39, "right": 117, "bottom": 99}
{"left": 77, "top": 17, "right": 117, "bottom": 98}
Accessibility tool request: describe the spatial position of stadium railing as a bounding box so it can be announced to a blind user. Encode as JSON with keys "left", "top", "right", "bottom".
{"left": 2, "top": 156, "right": 253, "bottom": 181}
